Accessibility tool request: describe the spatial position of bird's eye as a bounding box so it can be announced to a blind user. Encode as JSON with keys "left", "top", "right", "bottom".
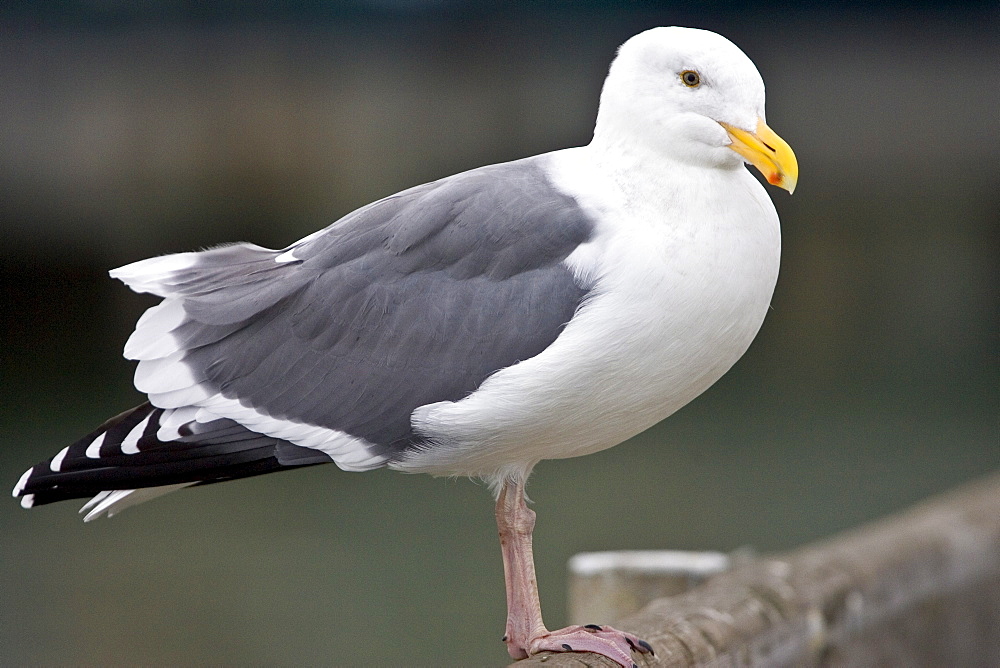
{"left": 680, "top": 70, "right": 701, "bottom": 87}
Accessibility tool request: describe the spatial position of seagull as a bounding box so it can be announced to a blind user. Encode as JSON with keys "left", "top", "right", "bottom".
{"left": 13, "top": 26, "right": 796, "bottom": 667}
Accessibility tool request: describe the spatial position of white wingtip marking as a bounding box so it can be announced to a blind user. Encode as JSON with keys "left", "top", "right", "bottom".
{"left": 156, "top": 406, "right": 199, "bottom": 441}
{"left": 50, "top": 446, "right": 70, "bottom": 472}
{"left": 85, "top": 432, "right": 107, "bottom": 459}
{"left": 120, "top": 415, "right": 152, "bottom": 455}
{"left": 12, "top": 467, "right": 33, "bottom": 497}
{"left": 20, "top": 494, "right": 35, "bottom": 509}
{"left": 274, "top": 249, "right": 299, "bottom": 263}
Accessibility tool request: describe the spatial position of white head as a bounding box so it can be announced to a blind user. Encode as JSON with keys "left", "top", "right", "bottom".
{"left": 594, "top": 27, "right": 797, "bottom": 192}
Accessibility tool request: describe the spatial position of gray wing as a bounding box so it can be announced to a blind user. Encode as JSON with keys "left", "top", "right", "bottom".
{"left": 136, "top": 156, "right": 594, "bottom": 461}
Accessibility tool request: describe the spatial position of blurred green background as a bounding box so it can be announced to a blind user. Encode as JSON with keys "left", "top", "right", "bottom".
{"left": 2, "top": 2, "right": 997, "bottom": 666}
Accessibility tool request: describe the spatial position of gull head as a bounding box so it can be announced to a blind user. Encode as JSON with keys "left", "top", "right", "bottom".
{"left": 594, "top": 26, "right": 797, "bottom": 193}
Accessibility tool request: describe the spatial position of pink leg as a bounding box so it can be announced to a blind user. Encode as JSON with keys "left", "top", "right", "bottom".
{"left": 496, "top": 478, "right": 653, "bottom": 667}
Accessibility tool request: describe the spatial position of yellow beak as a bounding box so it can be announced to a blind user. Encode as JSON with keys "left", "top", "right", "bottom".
{"left": 719, "top": 118, "right": 798, "bottom": 194}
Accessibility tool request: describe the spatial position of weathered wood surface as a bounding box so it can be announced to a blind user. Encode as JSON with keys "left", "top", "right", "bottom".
{"left": 568, "top": 550, "right": 734, "bottom": 627}
{"left": 512, "top": 472, "right": 1000, "bottom": 667}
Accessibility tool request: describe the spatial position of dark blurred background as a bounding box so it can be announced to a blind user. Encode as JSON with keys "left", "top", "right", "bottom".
{"left": 2, "top": 2, "right": 997, "bottom": 665}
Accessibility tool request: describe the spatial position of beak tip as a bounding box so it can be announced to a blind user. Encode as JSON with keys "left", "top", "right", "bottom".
{"left": 724, "top": 118, "right": 798, "bottom": 196}
{"left": 767, "top": 172, "right": 796, "bottom": 195}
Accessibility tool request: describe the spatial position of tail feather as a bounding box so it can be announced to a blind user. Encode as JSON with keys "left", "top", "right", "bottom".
{"left": 79, "top": 485, "right": 194, "bottom": 521}
{"left": 13, "top": 403, "right": 333, "bottom": 517}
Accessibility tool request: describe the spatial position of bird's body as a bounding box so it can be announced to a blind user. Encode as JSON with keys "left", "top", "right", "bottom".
{"left": 13, "top": 27, "right": 797, "bottom": 666}
{"left": 400, "top": 144, "right": 779, "bottom": 479}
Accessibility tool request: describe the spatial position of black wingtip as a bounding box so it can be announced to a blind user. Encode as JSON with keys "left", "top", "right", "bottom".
{"left": 14, "top": 402, "right": 333, "bottom": 511}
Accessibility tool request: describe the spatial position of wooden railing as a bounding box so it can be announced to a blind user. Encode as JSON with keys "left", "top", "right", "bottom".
{"left": 513, "top": 472, "right": 1000, "bottom": 667}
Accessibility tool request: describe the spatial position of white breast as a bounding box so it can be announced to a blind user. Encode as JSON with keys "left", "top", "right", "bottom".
{"left": 396, "top": 145, "right": 780, "bottom": 480}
